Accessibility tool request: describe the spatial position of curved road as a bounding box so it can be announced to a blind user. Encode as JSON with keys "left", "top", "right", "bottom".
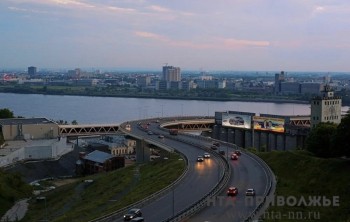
{"left": 120, "top": 119, "right": 272, "bottom": 222}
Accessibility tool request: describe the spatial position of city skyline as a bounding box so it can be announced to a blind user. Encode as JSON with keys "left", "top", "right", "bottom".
{"left": 1, "top": 1, "right": 350, "bottom": 72}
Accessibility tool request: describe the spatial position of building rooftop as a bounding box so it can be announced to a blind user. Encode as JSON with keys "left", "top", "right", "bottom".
{"left": 83, "top": 150, "right": 114, "bottom": 164}
{"left": 0, "top": 139, "right": 61, "bottom": 156}
{"left": 0, "top": 118, "right": 56, "bottom": 126}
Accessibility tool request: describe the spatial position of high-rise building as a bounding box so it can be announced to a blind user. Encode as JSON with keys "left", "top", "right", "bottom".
{"left": 310, "top": 85, "right": 342, "bottom": 128}
{"left": 162, "top": 65, "right": 181, "bottom": 82}
{"left": 67, "top": 68, "right": 81, "bottom": 79}
{"left": 28, "top": 66, "right": 37, "bottom": 76}
{"left": 274, "top": 71, "right": 285, "bottom": 93}
{"left": 137, "top": 76, "right": 151, "bottom": 87}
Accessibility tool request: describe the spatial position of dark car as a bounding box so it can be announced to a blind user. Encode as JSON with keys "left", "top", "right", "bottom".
{"left": 197, "top": 156, "right": 204, "bottom": 162}
{"left": 246, "top": 188, "right": 256, "bottom": 196}
{"left": 210, "top": 145, "right": 218, "bottom": 150}
{"left": 130, "top": 217, "right": 144, "bottom": 222}
{"left": 219, "top": 150, "right": 225, "bottom": 155}
{"left": 212, "top": 142, "right": 220, "bottom": 147}
{"left": 124, "top": 208, "right": 142, "bottom": 221}
{"left": 234, "top": 150, "right": 242, "bottom": 156}
{"left": 227, "top": 187, "right": 238, "bottom": 196}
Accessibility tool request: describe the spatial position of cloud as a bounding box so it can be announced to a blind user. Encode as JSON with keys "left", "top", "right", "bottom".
{"left": 221, "top": 38, "right": 270, "bottom": 48}
{"left": 147, "top": 5, "right": 170, "bottom": 13}
{"left": 107, "top": 6, "right": 136, "bottom": 13}
{"left": 135, "top": 31, "right": 270, "bottom": 49}
{"left": 50, "top": 0, "right": 95, "bottom": 8}
{"left": 135, "top": 31, "right": 168, "bottom": 41}
{"left": 8, "top": 6, "right": 49, "bottom": 14}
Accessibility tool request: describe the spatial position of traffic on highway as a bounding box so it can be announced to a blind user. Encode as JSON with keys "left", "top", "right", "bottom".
{"left": 115, "top": 118, "right": 274, "bottom": 222}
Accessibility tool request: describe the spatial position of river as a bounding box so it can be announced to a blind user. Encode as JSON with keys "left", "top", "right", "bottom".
{"left": 0, "top": 93, "right": 349, "bottom": 124}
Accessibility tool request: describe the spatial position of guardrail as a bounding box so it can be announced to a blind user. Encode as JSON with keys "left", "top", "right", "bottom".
{"left": 118, "top": 118, "right": 275, "bottom": 222}
{"left": 161, "top": 127, "right": 276, "bottom": 222}
{"left": 122, "top": 120, "right": 231, "bottom": 222}
{"left": 159, "top": 129, "right": 231, "bottom": 222}
{"left": 88, "top": 151, "right": 189, "bottom": 222}
{"left": 243, "top": 152, "right": 276, "bottom": 221}
{"left": 196, "top": 133, "right": 276, "bottom": 222}
{"left": 88, "top": 125, "right": 190, "bottom": 222}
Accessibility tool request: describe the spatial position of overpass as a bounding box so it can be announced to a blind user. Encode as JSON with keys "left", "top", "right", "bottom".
{"left": 58, "top": 117, "right": 215, "bottom": 137}
{"left": 58, "top": 124, "right": 120, "bottom": 137}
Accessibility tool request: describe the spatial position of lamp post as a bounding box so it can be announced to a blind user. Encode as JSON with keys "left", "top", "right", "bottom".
{"left": 161, "top": 104, "right": 164, "bottom": 117}
{"left": 172, "top": 186, "right": 175, "bottom": 216}
{"left": 181, "top": 103, "right": 183, "bottom": 116}
{"left": 207, "top": 103, "right": 209, "bottom": 116}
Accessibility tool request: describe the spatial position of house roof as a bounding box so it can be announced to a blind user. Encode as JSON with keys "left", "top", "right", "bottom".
{"left": 0, "top": 118, "right": 56, "bottom": 126}
{"left": 83, "top": 150, "right": 114, "bottom": 163}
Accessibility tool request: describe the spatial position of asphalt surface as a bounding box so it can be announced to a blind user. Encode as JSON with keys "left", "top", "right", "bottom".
{"left": 121, "top": 121, "right": 271, "bottom": 222}
{"left": 115, "top": 122, "right": 224, "bottom": 222}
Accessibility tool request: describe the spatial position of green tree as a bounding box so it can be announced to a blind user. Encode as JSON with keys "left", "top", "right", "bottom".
{"left": 0, "top": 108, "right": 14, "bottom": 119}
{"left": 71, "top": 120, "right": 78, "bottom": 125}
{"left": 306, "top": 122, "right": 337, "bottom": 158}
{"left": 333, "top": 110, "right": 350, "bottom": 157}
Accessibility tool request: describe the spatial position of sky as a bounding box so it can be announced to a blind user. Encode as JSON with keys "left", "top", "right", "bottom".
{"left": 1, "top": 0, "right": 350, "bottom": 72}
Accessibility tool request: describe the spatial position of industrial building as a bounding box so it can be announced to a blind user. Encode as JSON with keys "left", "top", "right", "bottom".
{"left": 0, "top": 118, "right": 73, "bottom": 167}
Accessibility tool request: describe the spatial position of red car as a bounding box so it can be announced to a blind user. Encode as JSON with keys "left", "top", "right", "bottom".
{"left": 227, "top": 187, "right": 238, "bottom": 196}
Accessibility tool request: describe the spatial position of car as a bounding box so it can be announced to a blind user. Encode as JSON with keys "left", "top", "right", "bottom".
{"left": 227, "top": 187, "right": 238, "bottom": 196}
{"left": 231, "top": 153, "right": 238, "bottom": 160}
{"left": 147, "top": 131, "right": 153, "bottom": 135}
{"left": 158, "top": 135, "right": 164, "bottom": 139}
{"left": 246, "top": 188, "right": 256, "bottom": 196}
{"left": 229, "top": 116, "right": 245, "bottom": 125}
{"left": 234, "top": 150, "right": 242, "bottom": 156}
{"left": 212, "top": 142, "right": 220, "bottom": 147}
{"left": 130, "top": 217, "right": 144, "bottom": 222}
{"left": 123, "top": 208, "right": 142, "bottom": 221}
{"left": 203, "top": 153, "right": 210, "bottom": 158}
{"left": 210, "top": 145, "right": 218, "bottom": 150}
{"left": 197, "top": 156, "right": 204, "bottom": 162}
{"left": 219, "top": 150, "right": 225, "bottom": 155}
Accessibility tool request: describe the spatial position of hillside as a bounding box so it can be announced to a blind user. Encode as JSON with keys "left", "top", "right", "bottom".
{"left": 257, "top": 151, "right": 350, "bottom": 221}
{"left": 0, "top": 169, "right": 33, "bottom": 217}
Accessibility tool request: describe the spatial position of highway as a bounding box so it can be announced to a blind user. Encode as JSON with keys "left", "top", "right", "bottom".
{"left": 124, "top": 121, "right": 225, "bottom": 222}
{"left": 117, "top": 119, "right": 273, "bottom": 222}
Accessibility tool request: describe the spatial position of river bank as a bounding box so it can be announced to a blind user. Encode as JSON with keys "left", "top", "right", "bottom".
{"left": 0, "top": 90, "right": 311, "bottom": 105}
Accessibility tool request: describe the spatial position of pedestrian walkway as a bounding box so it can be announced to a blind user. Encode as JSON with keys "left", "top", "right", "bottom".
{"left": 1, "top": 199, "right": 29, "bottom": 222}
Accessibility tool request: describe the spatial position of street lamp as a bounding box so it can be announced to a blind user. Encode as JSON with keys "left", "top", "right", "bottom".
{"left": 161, "top": 104, "right": 164, "bottom": 117}
{"left": 172, "top": 184, "right": 175, "bottom": 217}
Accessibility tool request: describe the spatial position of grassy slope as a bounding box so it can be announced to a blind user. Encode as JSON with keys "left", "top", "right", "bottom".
{"left": 0, "top": 170, "right": 33, "bottom": 217}
{"left": 23, "top": 152, "right": 185, "bottom": 222}
{"left": 257, "top": 150, "right": 350, "bottom": 222}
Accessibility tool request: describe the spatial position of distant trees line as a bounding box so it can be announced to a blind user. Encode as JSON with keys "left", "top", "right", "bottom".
{"left": 0, "top": 84, "right": 316, "bottom": 104}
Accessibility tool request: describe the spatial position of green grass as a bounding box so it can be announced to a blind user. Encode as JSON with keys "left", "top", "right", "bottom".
{"left": 23, "top": 152, "right": 185, "bottom": 222}
{"left": 257, "top": 150, "right": 350, "bottom": 222}
{"left": 0, "top": 170, "right": 33, "bottom": 217}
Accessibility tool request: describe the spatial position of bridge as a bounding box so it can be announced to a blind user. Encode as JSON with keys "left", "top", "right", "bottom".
{"left": 160, "top": 118, "right": 214, "bottom": 131}
{"left": 58, "top": 117, "right": 215, "bottom": 137}
{"left": 58, "top": 124, "right": 120, "bottom": 137}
